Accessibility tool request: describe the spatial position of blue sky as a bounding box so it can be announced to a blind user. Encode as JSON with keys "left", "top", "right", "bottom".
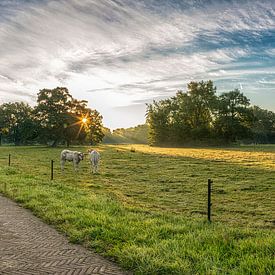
{"left": 0, "top": 0, "right": 275, "bottom": 129}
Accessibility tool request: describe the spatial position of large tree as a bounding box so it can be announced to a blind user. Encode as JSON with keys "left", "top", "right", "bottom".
{"left": 35, "top": 87, "right": 74, "bottom": 146}
{"left": 84, "top": 109, "right": 104, "bottom": 145}
{"left": 146, "top": 80, "right": 217, "bottom": 145}
{"left": 35, "top": 87, "right": 104, "bottom": 146}
{"left": 145, "top": 81, "right": 275, "bottom": 146}
{"left": 185, "top": 80, "right": 217, "bottom": 137}
{"left": 214, "top": 89, "right": 253, "bottom": 142}
{"left": 0, "top": 102, "right": 38, "bottom": 145}
{"left": 146, "top": 99, "right": 172, "bottom": 145}
{"left": 251, "top": 106, "right": 275, "bottom": 143}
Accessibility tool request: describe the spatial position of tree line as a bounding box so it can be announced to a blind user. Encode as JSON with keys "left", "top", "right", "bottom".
{"left": 146, "top": 80, "right": 275, "bottom": 146}
{"left": 0, "top": 87, "right": 104, "bottom": 146}
{"left": 103, "top": 124, "right": 148, "bottom": 144}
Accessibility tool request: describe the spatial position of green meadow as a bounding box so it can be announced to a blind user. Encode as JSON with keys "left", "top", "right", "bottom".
{"left": 0, "top": 145, "right": 274, "bottom": 274}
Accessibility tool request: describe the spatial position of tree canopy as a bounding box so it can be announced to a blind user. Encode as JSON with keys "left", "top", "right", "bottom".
{"left": 146, "top": 80, "right": 275, "bottom": 146}
{"left": 0, "top": 87, "right": 104, "bottom": 146}
{"left": 103, "top": 124, "right": 149, "bottom": 144}
{"left": 1, "top": 81, "right": 274, "bottom": 146}
{"left": 0, "top": 102, "right": 38, "bottom": 145}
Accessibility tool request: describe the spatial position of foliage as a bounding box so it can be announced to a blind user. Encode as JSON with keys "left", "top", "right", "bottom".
{"left": 147, "top": 81, "right": 275, "bottom": 145}
{"left": 0, "top": 87, "right": 104, "bottom": 146}
{"left": 84, "top": 109, "right": 104, "bottom": 145}
{"left": 146, "top": 99, "right": 172, "bottom": 145}
{"left": 35, "top": 87, "right": 75, "bottom": 146}
{"left": 184, "top": 80, "right": 217, "bottom": 136}
{"left": 214, "top": 89, "right": 253, "bottom": 143}
{"left": 0, "top": 102, "right": 38, "bottom": 145}
{"left": 146, "top": 80, "right": 218, "bottom": 145}
{"left": 103, "top": 124, "right": 149, "bottom": 144}
{"left": 0, "top": 145, "right": 274, "bottom": 274}
{"left": 251, "top": 106, "right": 275, "bottom": 144}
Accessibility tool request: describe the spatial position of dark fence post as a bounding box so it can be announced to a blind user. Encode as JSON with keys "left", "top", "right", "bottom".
{"left": 51, "top": 160, "right": 54, "bottom": 180}
{"left": 8, "top": 154, "right": 11, "bottom": 166}
{"left": 208, "top": 179, "right": 213, "bottom": 222}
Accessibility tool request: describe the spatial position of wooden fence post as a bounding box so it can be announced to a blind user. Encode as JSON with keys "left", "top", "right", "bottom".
{"left": 8, "top": 154, "right": 11, "bottom": 166}
{"left": 51, "top": 160, "right": 54, "bottom": 180}
{"left": 208, "top": 179, "right": 213, "bottom": 222}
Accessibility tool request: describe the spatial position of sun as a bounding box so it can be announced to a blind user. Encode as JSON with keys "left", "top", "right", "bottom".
{"left": 66, "top": 114, "right": 89, "bottom": 139}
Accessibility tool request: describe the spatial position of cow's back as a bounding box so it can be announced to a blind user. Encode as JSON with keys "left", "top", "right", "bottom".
{"left": 61, "top": 150, "right": 74, "bottom": 162}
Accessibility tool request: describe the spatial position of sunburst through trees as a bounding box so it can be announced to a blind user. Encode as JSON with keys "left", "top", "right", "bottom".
{"left": 0, "top": 87, "right": 106, "bottom": 146}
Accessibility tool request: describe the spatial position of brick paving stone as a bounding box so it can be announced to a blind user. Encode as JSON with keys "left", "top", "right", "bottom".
{"left": 0, "top": 195, "right": 131, "bottom": 275}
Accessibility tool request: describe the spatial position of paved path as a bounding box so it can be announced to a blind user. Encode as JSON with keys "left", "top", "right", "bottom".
{"left": 0, "top": 195, "right": 130, "bottom": 275}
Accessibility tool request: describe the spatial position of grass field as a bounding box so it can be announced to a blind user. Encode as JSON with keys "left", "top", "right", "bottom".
{"left": 0, "top": 144, "right": 274, "bottom": 274}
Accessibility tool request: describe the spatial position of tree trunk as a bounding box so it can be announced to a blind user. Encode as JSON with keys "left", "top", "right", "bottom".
{"left": 51, "top": 140, "right": 58, "bottom": 147}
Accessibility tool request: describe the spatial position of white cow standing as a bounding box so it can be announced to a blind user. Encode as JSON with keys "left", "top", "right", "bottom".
{"left": 60, "top": 150, "right": 84, "bottom": 172}
{"left": 87, "top": 149, "right": 100, "bottom": 173}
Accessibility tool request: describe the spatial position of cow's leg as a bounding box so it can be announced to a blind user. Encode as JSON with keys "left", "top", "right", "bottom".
{"left": 74, "top": 160, "right": 79, "bottom": 172}
{"left": 94, "top": 162, "right": 97, "bottom": 173}
{"left": 91, "top": 161, "right": 95, "bottom": 173}
{"left": 91, "top": 164, "right": 94, "bottom": 173}
{"left": 61, "top": 160, "right": 65, "bottom": 173}
{"left": 91, "top": 163, "right": 94, "bottom": 174}
{"left": 89, "top": 162, "right": 92, "bottom": 174}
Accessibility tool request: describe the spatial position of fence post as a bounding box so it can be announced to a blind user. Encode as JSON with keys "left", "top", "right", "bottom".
{"left": 8, "top": 154, "right": 11, "bottom": 166}
{"left": 51, "top": 160, "right": 54, "bottom": 180}
{"left": 208, "top": 179, "right": 213, "bottom": 222}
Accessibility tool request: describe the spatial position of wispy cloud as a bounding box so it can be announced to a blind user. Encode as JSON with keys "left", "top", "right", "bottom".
{"left": 0, "top": 0, "right": 275, "bottom": 127}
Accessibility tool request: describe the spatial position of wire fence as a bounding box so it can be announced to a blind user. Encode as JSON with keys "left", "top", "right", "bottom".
{"left": 0, "top": 149, "right": 275, "bottom": 228}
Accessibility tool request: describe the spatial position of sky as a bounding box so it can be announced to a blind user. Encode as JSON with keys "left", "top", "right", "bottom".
{"left": 0, "top": 0, "right": 275, "bottom": 129}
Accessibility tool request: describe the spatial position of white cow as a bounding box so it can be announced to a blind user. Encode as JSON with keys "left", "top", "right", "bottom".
{"left": 87, "top": 149, "right": 100, "bottom": 173}
{"left": 60, "top": 150, "right": 84, "bottom": 172}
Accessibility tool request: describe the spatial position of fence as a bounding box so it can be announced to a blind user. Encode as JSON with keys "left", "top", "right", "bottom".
{"left": 0, "top": 149, "right": 274, "bottom": 228}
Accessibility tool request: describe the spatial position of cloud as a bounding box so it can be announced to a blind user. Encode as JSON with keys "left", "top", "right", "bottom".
{"left": 265, "top": 48, "right": 275, "bottom": 56}
{"left": 0, "top": 0, "right": 275, "bottom": 127}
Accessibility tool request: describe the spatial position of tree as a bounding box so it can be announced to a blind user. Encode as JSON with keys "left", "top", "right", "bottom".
{"left": 185, "top": 80, "right": 217, "bottom": 139}
{"left": 63, "top": 98, "right": 89, "bottom": 146}
{"left": 84, "top": 109, "right": 104, "bottom": 145}
{"left": 214, "top": 89, "right": 253, "bottom": 142}
{"left": 104, "top": 124, "right": 149, "bottom": 144}
{"left": 35, "top": 87, "right": 74, "bottom": 146}
{"left": 145, "top": 81, "right": 275, "bottom": 146}
{"left": 0, "top": 106, "right": 8, "bottom": 145}
{"left": 251, "top": 106, "right": 275, "bottom": 143}
{"left": 35, "top": 87, "right": 104, "bottom": 146}
{"left": 146, "top": 99, "right": 171, "bottom": 145}
{"left": 146, "top": 80, "right": 217, "bottom": 145}
{"left": 0, "top": 102, "right": 37, "bottom": 145}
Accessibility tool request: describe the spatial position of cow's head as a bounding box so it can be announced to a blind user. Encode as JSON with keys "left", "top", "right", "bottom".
{"left": 79, "top": 152, "right": 84, "bottom": 160}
